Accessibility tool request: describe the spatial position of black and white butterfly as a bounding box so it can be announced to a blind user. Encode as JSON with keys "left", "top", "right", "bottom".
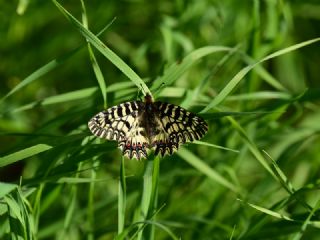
{"left": 88, "top": 94, "right": 208, "bottom": 160}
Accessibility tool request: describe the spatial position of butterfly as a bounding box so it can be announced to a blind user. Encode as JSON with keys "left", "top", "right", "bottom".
{"left": 88, "top": 94, "right": 208, "bottom": 160}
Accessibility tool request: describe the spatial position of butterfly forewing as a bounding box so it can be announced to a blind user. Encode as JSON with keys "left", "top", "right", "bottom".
{"left": 88, "top": 95, "right": 208, "bottom": 160}
{"left": 88, "top": 101, "right": 147, "bottom": 141}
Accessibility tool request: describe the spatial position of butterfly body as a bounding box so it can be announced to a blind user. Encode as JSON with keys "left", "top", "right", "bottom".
{"left": 88, "top": 94, "right": 208, "bottom": 160}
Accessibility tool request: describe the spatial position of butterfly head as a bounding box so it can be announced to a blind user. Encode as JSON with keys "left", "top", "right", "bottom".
{"left": 144, "top": 93, "right": 153, "bottom": 104}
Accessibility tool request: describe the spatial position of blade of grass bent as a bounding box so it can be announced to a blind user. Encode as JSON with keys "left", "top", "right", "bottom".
{"left": 0, "top": 144, "right": 53, "bottom": 167}
{"left": 0, "top": 17, "right": 115, "bottom": 105}
{"left": 201, "top": 37, "right": 320, "bottom": 113}
{"left": 238, "top": 199, "right": 294, "bottom": 222}
{"left": 9, "top": 87, "right": 97, "bottom": 114}
{"left": 80, "top": 0, "right": 108, "bottom": 108}
{"left": 178, "top": 147, "right": 238, "bottom": 193}
{"left": 88, "top": 44, "right": 107, "bottom": 107}
{"left": 183, "top": 45, "right": 241, "bottom": 108}
{"left": 227, "top": 117, "right": 274, "bottom": 177}
{"left": 151, "top": 46, "right": 232, "bottom": 95}
{"left": 53, "top": 0, "right": 151, "bottom": 96}
{"left": 292, "top": 199, "right": 320, "bottom": 239}
{"left": 0, "top": 47, "right": 80, "bottom": 104}
{"left": 193, "top": 140, "right": 239, "bottom": 153}
{"left": 0, "top": 182, "right": 17, "bottom": 198}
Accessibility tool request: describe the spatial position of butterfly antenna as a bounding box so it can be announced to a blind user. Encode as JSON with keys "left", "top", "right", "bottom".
{"left": 153, "top": 82, "right": 166, "bottom": 96}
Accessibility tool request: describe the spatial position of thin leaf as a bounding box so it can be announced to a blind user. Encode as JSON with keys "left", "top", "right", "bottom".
{"left": 292, "top": 199, "right": 320, "bottom": 240}
{"left": 193, "top": 140, "right": 239, "bottom": 153}
{"left": 0, "top": 47, "right": 80, "bottom": 104}
{"left": 238, "top": 199, "right": 294, "bottom": 221}
{"left": 227, "top": 117, "right": 274, "bottom": 177}
{"left": 151, "top": 46, "right": 232, "bottom": 95}
{"left": 178, "top": 147, "right": 238, "bottom": 193}
{"left": 52, "top": 0, "right": 151, "bottom": 96}
{"left": 9, "top": 87, "right": 97, "bottom": 114}
{"left": 0, "top": 144, "right": 53, "bottom": 167}
{"left": 201, "top": 37, "right": 320, "bottom": 113}
{"left": 118, "top": 157, "right": 126, "bottom": 234}
{"left": 137, "top": 159, "right": 154, "bottom": 240}
{"left": 0, "top": 182, "right": 17, "bottom": 198}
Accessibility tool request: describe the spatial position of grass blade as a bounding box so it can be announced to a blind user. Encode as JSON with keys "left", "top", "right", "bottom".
{"left": 52, "top": 0, "right": 151, "bottom": 96}
{"left": 227, "top": 116, "right": 274, "bottom": 177}
{"left": 0, "top": 144, "right": 53, "bottom": 167}
{"left": 201, "top": 37, "right": 320, "bottom": 113}
{"left": 151, "top": 46, "right": 232, "bottom": 95}
{"left": 118, "top": 157, "right": 127, "bottom": 234}
{"left": 8, "top": 87, "right": 97, "bottom": 114}
{"left": 178, "top": 147, "right": 238, "bottom": 193}
{"left": 0, "top": 182, "right": 17, "bottom": 198}
{"left": 193, "top": 140, "right": 239, "bottom": 153}
{"left": 0, "top": 47, "right": 80, "bottom": 104}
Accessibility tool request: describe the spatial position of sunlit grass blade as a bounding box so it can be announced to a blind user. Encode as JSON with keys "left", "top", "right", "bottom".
{"left": 226, "top": 91, "right": 291, "bottom": 101}
{"left": 143, "top": 220, "right": 180, "bottom": 240}
{"left": 238, "top": 199, "right": 295, "bottom": 221}
{"left": 193, "top": 140, "right": 239, "bottom": 153}
{"left": 292, "top": 199, "right": 320, "bottom": 240}
{"left": 4, "top": 189, "right": 35, "bottom": 240}
{"left": 242, "top": 54, "right": 287, "bottom": 92}
{"left": 52, "top": 0, "right": 151, "bottom": 96}
{"left": 0, "top": 144, "right": 53, "bottom": 167}
{"left": 157, "top": 87, "right": 186, "bottom": 98}
{"left": 0, "top": 47, "right": 80, "bottom": 105}
{"left": 80, "top": 0, "right": 108, "bottom": 108}
{"left": 88, "top": 44, "right": 108, "bottom": 107}
{"left": 0, "top": 182, "right": 17, "bottom": 198}
{"left": 8, "top": 87, "right": 97, "bottom": 114}
{"left": 118, "top": 157, "right": 126, "bottom": 234}
{"left": 148, "top": 156, "right": 160, "bottom": 240}
{"left": 0, "top": 133, "right": 85, "bottom": 167}
{"left": 238, "top": 198, "right": 320, "bottom": 229}
{"left": 226, "top": 116, "right": 274, "bottom": 177}
{"left": 178, "top": 147, "right": 238, "bottom": 193}
{"left": 134, "top": 155, "right": 160, "bottom": 240}
{"left": 201, "top": 110, "right": 282, "bottom": 120}
{"left": 137, "top": 158, "right": 154, "bottom": 240}
{"left": 263, "top": 150, "right": 315, "bottom": 214}
{"left": 263, "top": 150, "right": 295, "bottom": 194}
{"left": 182, "top": 45, "right": 240, "bottom": 109}
{"left": 6, "top": 81, "right": 141, "bottom": 114}
{"left": 0, "top": 17, "right": 115, "bottom": 106}
{"left": 151, "top": 46, "right": 233, "bottom": 95}
{"left": 201, "top": 37, "right": 320, "bottom": 113}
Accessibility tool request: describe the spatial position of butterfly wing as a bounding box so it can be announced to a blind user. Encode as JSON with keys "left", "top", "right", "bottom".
{"left": 151, "top": 102, "right": 208, "bottom": 157}
{"left": 88, "top": 101, "right": 149, "bottom": 159}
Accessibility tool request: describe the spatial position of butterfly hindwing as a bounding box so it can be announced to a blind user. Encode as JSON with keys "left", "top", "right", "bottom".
{"left": 118, "top": 115, "right": 149, "bottom": 160}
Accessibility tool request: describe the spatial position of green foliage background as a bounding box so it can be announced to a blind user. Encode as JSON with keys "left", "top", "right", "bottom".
{"left": 1, "top": 0, "right": 320, "bottom": 239}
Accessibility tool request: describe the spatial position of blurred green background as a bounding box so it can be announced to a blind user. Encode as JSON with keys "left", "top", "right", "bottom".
{"left": 1, "top": 0, "right": 320, "bottom": 239}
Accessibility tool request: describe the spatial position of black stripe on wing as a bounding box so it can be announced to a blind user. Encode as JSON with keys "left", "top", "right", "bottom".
{"left": 152, "top": 102, "right": 208, "bottom": 156}
{"left": 88, "top": 101, "right": 143, "bottom": 142}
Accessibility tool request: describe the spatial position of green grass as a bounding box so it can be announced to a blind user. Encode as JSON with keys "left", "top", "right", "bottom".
{"left": 1, "top": 1, "right": 320, "bottom": 239}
